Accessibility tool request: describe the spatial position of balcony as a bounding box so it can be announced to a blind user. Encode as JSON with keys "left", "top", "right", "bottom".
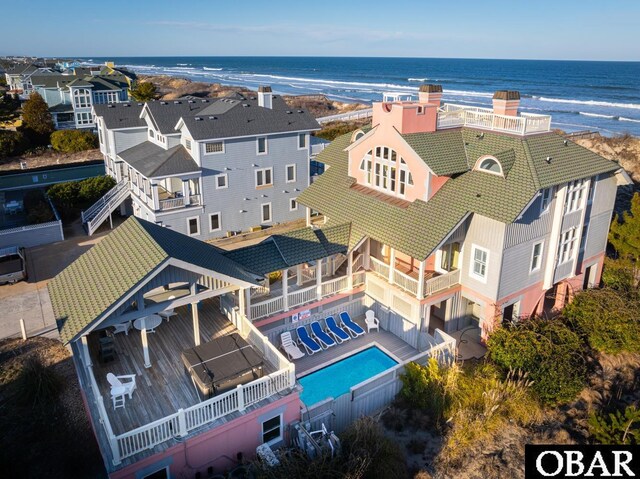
{"left": 158, "top": 194, "right": 201, "bottom": 211}
{"left": 437, "top": 103, "right": 551, "bottom": 135}
{"left": 370, "top": 256, "right": 460, "bottom": 299}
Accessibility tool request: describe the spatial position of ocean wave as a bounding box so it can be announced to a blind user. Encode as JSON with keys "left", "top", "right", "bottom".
{"left": 176, "top": 63, "right": 190, "bottom": 66}
{"left": 534, "top": 96, "right": 640, "bottom": 110}
{"left": 620, "top": 117, "right": 640, "bottom": 123}
{"left": 408, "top": 78, "right": 430, "bottom": 82}
{"left": 579, "top": 112, "right": 617, "bottom": 119}
{"left": 203, "top": 67, "right": 223, "bottom": 71}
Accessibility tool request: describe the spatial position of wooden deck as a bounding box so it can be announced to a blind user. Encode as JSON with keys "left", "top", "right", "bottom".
{"left": 293, "top": 315, "right": 419, "bottom": 376}
{"left": 89, "top": 297, "right": 276, "bottom": 436}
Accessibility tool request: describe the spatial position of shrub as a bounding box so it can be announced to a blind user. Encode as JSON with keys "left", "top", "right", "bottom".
{"left": 78, "top": 175, "right": 116, "bottom": 204}
{"left": 564, "top": 288, "right": 640, "bottom": 354}
{"left": 588, "top": 405, "right": 640, "bottom": 445}
{"left": 0, "top": 129, "right": 26, "bottom": 157}
{"left": 16, "top": 355, "right": 63, "bottom": 410}
{"left": 316, "top": 121, "right": 359, "bottom": 141}
{"left": 47, "top": 180, "right": 80, "bottom": 215}
{"left": 130, "top": 81, "right": 158, "bottom": 101}
{"left": 601, "top": 257, "right": 637, "bottom": 292}
{"left": 487, "top": 317, "right": 587, "bottom": 404}
{"left": 50, "top": 130, "right": 98, "bottom": 153}
{"left": 21, "top": 92, "right": 54, "bottom": 144}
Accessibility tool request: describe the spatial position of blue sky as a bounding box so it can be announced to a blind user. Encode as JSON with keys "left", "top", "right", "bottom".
{"left": 2, "top": 0, "right": 639, "bottom": 60}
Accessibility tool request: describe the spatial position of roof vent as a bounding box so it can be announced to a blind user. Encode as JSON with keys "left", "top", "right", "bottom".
{"left": 297, "top": 110, "right": 303, "bottom": 113}
{"left": 160, "top": 101, "right": 167, "bottom": 105}
{"left": 201, "top": 99, "right": 208, "bottom": 103}
{"left": 546, "top": 156, "right": 553, "bottom": 164}
{"left": 188, "top": 100, "right": 194, "bottom": 103}
{"left": 563, "top": 140, "right": 569, "bottom": 146}
{"left": 107, "top": 104, "right": 114, "bottom": 108}
{"left": 250, "top": 96, "right": 256, "bottom": 100}
{"left": 137, "top": 103, "right": 143, "bottom": 106}
{"left": 195, "top": 117, "right": 202, "bottom": 121}
{"left": 123, "top": 104, "right": 130, "bottom": 107}
{"left": 242, "top": 103, "right": 249, "bottom": 107}
{"left": 173, "top": 101, "right": 180, "bottom": 104}
{"left": 285, "top": 110, "right": 292, "bottom": 114}
{"left": 208, "top": 116, "right": 218, "bottom": 120}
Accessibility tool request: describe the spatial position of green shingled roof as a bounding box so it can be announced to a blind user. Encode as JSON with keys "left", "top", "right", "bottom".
{"left": 223, "top": 224, "right": 351, "bottom": 276}
{"left": 299, "top": 128, "right": 619, "bottom": 261}
{"left": 49, "top": 217, "right": 259, "bottom": 343}
{"left": 401, "top": 129, "right": 469, "bottom": 175}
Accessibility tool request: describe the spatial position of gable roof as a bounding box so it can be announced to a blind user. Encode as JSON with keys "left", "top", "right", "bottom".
{"left": 144, "top": 99, "right": 215, "bottom": 134}
{"left": 117, "top": 142, "right": 199, "bottom": 178}
{"left": 223, "top": 223, "right": 351, "bottom": 276}
{"left": 178, "top": 95, "right": 320, "bottom": 141}
{"left": 93, "top": 102, "right": 146, "bottom": 129}
{"left": 298, "top": 128, "right": 619, "bottom": 261}
{"left": 401, "top": 129, "right": 469, "bottom": 175}
{"left": 49, "top": 217, "right": 260, "bottom": 343}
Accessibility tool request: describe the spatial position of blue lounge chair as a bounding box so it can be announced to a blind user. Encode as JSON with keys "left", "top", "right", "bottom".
{"left": 339, "top": 311, "right": 365, "bottom": 338}
{"left": 296, "top": 326, "right": 322, "bottom": 355}
{"left": 310, "top": 321, "right": 336, "bottom": 349}
{"left": 325, "top": 316, "right": 350, "bottom": 343}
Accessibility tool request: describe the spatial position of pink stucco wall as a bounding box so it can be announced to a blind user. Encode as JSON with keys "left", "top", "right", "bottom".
{"left": 429, "top": 174, "right": 450, "bottom": 199}
{"left": 110, "top": 392, "right": 301, "bottom": 479}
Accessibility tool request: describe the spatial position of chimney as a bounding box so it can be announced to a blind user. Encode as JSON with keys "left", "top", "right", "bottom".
{"left": 258, "top": 86, "right": 273, "bottom": 109}
{"left": 492, "top": 90, "right": 520, "bottom": 116}
{"left": 418, "top": 84, "right": 443, "bottom": 108}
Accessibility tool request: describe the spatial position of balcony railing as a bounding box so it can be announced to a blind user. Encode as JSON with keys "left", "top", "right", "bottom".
{"left": 437, "top": 103, "right": 551, "bottom": 135}
{"left": 158, "top": 194, "right": 202, "bottom": 211}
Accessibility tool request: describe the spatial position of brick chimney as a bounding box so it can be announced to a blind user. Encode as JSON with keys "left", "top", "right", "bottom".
{"left": 258, "top": 85, "right": 273, "bottom": 109}
{"left": 418, "top": 84, "right": 443, "bottom": 108}
{"left": 492, "top": 90, "right": 520, "bottom": 116}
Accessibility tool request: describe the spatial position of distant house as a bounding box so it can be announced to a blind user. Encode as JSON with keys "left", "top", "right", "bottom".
{"left": 4, "top": 63, "right": 55, "bottom": 96}
{"left": 90, "top": 87, "right": 320, "bottom": 238}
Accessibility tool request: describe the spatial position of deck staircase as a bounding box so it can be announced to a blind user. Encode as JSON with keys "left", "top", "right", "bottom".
{"left": 81, "top": 180, "right": 130, "bottom": 236}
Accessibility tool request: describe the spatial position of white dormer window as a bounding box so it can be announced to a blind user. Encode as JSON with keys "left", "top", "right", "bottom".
{"left": 540, "top": 187, "right": 553, "bottom": 214}
{"left": 73, "top": 88, "right": 91, "bottom": 108}
{"left": 359, "top": 147, "right": 412, "bottom": 197}
{"left": 474, "top": 156, "right": 503, "bottom": 176}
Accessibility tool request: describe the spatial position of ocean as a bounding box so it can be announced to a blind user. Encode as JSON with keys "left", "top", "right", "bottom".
{"left": 84, "top": 57, "right": 640, "bottom": 136}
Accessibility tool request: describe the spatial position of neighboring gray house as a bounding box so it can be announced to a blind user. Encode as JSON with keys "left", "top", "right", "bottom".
{"left": 90, "top": 87, "right": 320, "bottom": 239}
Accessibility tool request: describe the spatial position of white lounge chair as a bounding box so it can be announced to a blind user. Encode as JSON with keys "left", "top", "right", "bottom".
{"left": 107, "top": 373, "right": 137, "bottom": 410}
{"left": 111, "top": 321, "right": 132, "bottom": 336}
{"left": 280, "top": 331, "right": 305, "bottom": 360}
{"left": 365, "top": 310, "right": 380, "bottom": 333}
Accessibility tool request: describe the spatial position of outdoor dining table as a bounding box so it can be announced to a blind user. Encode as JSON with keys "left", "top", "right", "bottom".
{"left": 133, "top": 314, "right": 162, "bottom": 332}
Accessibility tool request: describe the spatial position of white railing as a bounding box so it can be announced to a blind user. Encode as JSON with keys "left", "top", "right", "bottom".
{"left": 369, "top": 256, "right": 390, "bottom": 279}
{"left": 332, "top": 253, "right": 348, "bottom": 274}
{"left": 288, "top": 285, "right": 317, "bottom": 309}
{"left": 425, "top": 269, "right": 461, "bottom": 296}
{"left": 317, "top": 108, "right": 373, "bottom": 124}
{"left": 250, "top": 296, "right": 284, "bottom": 320}
{"left": 82, "top": 180, "right": 130, "bottom": 236}
{"left": 251, "top": 283, "right": 271, "bottom": 299}
{"left": 393, "top": 269, "right": 419, "bottom": 296}
{"left": 353, "top": 270, "right": 366, "bottom": 287}
{"left": 300, "top": 267, "right": 316, "bottom": 284}
{"left": 189, "top": 194, "right": 201, "bottom": 205}
{"left": 159, "top": 197, "right": 185, "bottom": 210}
{"left": 436, "top": 103, "right": 551, "bottom": 135}
{"left": 321, "top": 275, "right": 349, "bottom": 297}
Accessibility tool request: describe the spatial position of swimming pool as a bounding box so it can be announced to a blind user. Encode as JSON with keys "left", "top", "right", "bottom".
{"left": 299, "top": 347, "right": 398, "bottom": 406}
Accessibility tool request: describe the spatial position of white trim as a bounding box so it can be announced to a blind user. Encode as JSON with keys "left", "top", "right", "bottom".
{"left": 209, "top": 212, "right": 222, "bottom": 232}
{"left": 289, "top": 198, "right": 298, "bottom": 211}
{"left": 261, "top": 413, "right": 283, "bottom": 446}
{"left": 529, "top": 240, "right": 544, "bottom": 273}
{"left": 141, "top": 465, "right": 170, "bottom": 479}
{"left": 285, "top": 164, "right": 296, "bottom": 183}
{"left": 175, "top": 127, "right": 319, "bottom": 143}
{"left": 261, "top": 202, "right": 272, "bottom": 223}
{"left": 473, "top": 155, "right": 504, "bottom": 177}
{"left": 256, "top": 137, "right": 268, "bottom": 155}
{"left": 539, "top": 187, "right": 553, "bottom": 215}
{"left": 204, "top": 140, "right": 225, "bottom": 155}
{"left": 215, "top": 173, "right": 228, "bottom": 189}
{"left": 469, "top": 244, "right": 489, "bottom": 283}
{"left": 255, "top": 167, "right": 273, "bottom": 188}
{"left": 186, "top": 215, "right": 200, "bottom": 236}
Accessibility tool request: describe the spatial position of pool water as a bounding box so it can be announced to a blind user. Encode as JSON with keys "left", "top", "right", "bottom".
{"left": 299, "top": 347, "right": 398, "bottom": 406}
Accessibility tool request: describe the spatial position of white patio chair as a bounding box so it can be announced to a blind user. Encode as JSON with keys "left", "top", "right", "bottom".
{"left": 111, "top": 321, "right": 132, "bottom": 336}
{"left": 107, "top": 373, "right": 137, "bottom": 410}
{"left": 280, "top": 331, "right": 305, "bottom": 360}
{"left": 364, "top": 310, "right": 380, "bottom": 333}
{"left": 158, "top": 308, "right": 177, "bottom": 322}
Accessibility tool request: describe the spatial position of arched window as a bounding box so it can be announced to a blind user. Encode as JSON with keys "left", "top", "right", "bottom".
{"left": 352, "top": 130, "right": 366, "bottom": 142}
{"left": 474, "top": 156, "right": 503, "bottom": 176}
{"left": 73, "top": 88, "right": 91, "bottom": 108}
{"left": 359, "top": 147, "right": 413, "bottom": 197}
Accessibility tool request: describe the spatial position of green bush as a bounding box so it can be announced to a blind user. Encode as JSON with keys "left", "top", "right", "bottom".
{"left": 564, "top": 288, "right": 640, "bottom": 354}
{"left": 315, "top": 121, "right": 359, "bottom": 141}
{"left": 487, "top": 317, "right": 587, "bottom": 404}
{"left": 0, "top": 130, "right": 27, "bottom": 157}
{"left": 589, "top": 405, "right": 640, "bottom": 445}
{"left": 399, "top": 359, "right": 457, "bottom": 423}
{"left": 47, "top": 180, "right": 81, "bottom": 214}
{"left": 50, "top": 130, "right": 98, "bottom": 153}
{"left": 78, "top": 175, "right": 116, "bottom": 204}
{"left": 23, "top": 189, "right": 55, "bottom": 224}
{"left": 601, "top": 257, "right": 637, "bottom": 292}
